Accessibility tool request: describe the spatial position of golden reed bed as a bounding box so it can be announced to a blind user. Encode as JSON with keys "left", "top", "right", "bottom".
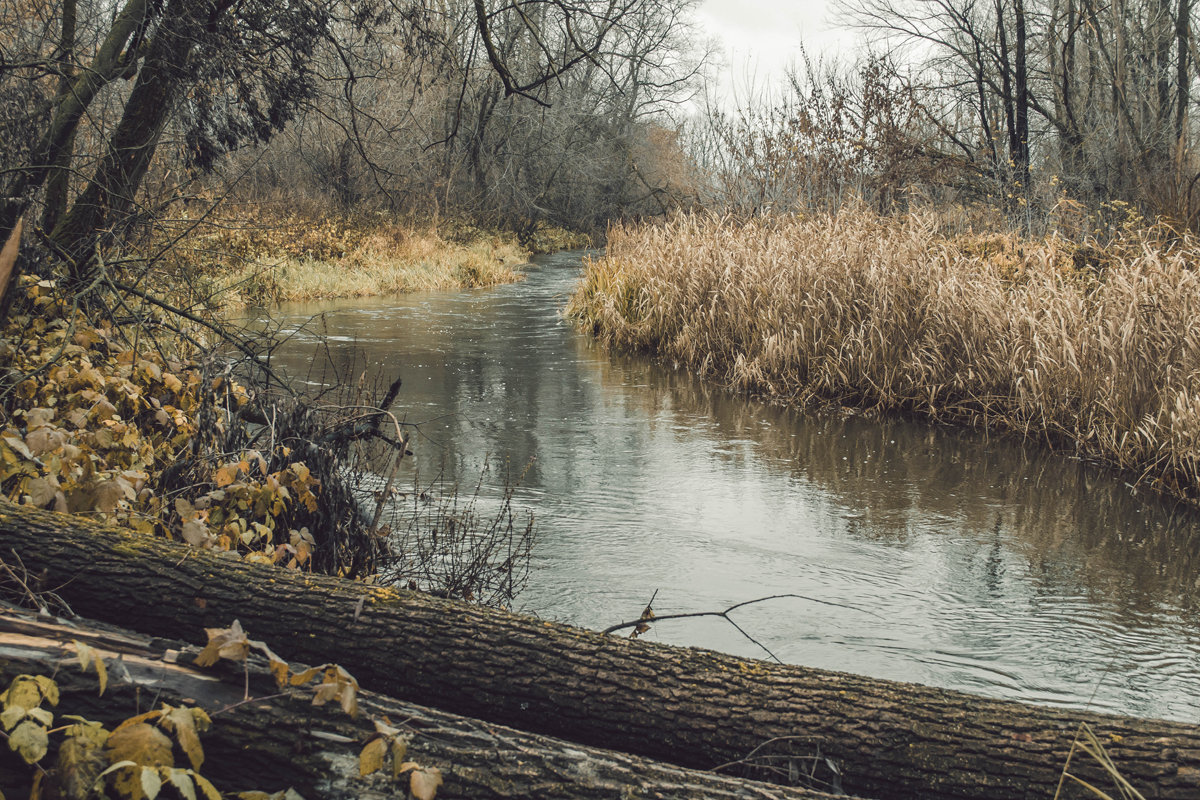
{"left": 568, "top": 210, "right": 1200, "bottom": 503}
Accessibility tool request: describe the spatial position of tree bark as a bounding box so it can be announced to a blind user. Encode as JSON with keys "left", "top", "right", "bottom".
{"left": 0, "top": 502, "right": 1197, "bottom": 800}
{"left": 40, "top": 0, "right": 78, "bottom": 236}
{"left": 0, "top": 606, "right": 850, "bottom": 800}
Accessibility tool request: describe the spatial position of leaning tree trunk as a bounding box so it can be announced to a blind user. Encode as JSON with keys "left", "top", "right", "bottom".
{"left": 0, "top": 607, "right": 853, "bottom": 800}
{"left": 49, "top": 0, "right": 193, "bottom": 286}
{"left": 0, "top": 502, "right": 1197, "bottom": 800}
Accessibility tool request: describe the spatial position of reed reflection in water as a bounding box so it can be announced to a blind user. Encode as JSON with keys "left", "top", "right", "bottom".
{"left": 271, "top": 250, "right": 1200, "bottom": 723}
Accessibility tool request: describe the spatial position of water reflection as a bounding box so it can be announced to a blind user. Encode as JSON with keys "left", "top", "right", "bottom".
{"left": 269, "top": 251, "right": 1200, "bottom": 723}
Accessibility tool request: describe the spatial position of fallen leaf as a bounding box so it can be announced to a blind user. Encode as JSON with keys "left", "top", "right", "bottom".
{"left": 359, "top": 737, "right": 387, "bottom": 777}
{"left": 195, "top": 621, "right": 250, "bottom": 667}
{"left": 24, "top": 408, "right": 55, "bottom": 429}
{"left": 409, "top": 766, "right": 443, "bottom": 800}
{"left": 25, "top": 477, "right": 57, "bottom": 507}
{"left": 181, "top": 519, "right": 211, "bottom": 547}
{"left": 214, "top": 465, "right": 237, "bottom": 488}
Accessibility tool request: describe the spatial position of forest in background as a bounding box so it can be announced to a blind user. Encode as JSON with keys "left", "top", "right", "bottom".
{"left": 4, "top": 0, "right": 1200, "bottom": 290}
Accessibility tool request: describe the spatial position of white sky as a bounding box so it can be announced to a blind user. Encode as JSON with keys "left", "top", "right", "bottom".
{"left": 695, "top": 0, "right": 858, "bottom": 105}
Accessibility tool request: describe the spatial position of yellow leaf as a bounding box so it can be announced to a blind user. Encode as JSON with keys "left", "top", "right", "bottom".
{"left": 161, "top": 706, "right": 208, "bottom": 771}
{"left": 105, "top": 722, "right": 173, "bottom": 768}
{"left": 195, "top": 620, "right": 250, "bottom": 667}
{"left": 374, "top": 718, "right": 400, "bottom": 737}
{"left": 73, "top": 640, "right": 108, "bottom": 695}
{"left": 94, "top": 656, "right": 107, "bottom": 696}
{"left": 359, "top": 737, "right": 387, "bottom": 777}
{"left": 9, "top": 719, "right": 49, "bottom": 764}
{"left": 214, "top": 465, "right": 237, "bottom": 488}
{"left": 55, "top": 722, "right": 109, "bottom": 800}
{"left": 1, "top": 705, "right": 25, "bottom": 731}
{"left": 3, "top": 675, "right": 55, "bottom": 712}
{"left": 266, "top": 655, "right": 289, "bottom": 689}
{"left": 27, "top": 707, "right": 53, "bottom": 726}
{"left": 112, "top": 709, "right": 165, "bottom": 730}
{"left": 288, "top": 666, "right": 321, "bottom": 687}
{"left": 311, "top": 682, "right": 340, "bottom": 706}
{"left": 390, "top": 738, "right": 409, "bottom": 778}
{"left": 192, "top": 773, "right": 221, "bottom": 800}
{"left": 73, "top": 640, "right": 93, "bottom": 671}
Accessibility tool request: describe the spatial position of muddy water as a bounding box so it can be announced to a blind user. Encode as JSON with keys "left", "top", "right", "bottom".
{"left": 269, "top": 250, "right": 1200, "bottom": 723}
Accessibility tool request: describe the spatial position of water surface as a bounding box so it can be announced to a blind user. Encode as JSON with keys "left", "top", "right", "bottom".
{"left": 270, "top": 251, "right": 1200, "bottom": 723}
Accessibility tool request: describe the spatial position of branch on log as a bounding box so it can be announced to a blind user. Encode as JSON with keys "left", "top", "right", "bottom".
{"left": 0, "top": 606, "right": 854, "bottom": 800}
{"left": 0, "top": 502, "right": 1197, "bottom": 800}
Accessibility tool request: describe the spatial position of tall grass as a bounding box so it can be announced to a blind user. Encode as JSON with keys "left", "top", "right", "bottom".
{"left": 568, "top": 209, "right": 1200, "bottom": 503}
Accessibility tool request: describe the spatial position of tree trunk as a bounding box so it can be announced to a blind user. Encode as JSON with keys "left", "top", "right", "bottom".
{"left": 0, "top": 502, "right": 1197, "bottom": 800}
{"left": 40, "top": 0, "right": 78, "bottom": 236}
{"left": 50, "top": 0, "right": 194, "bottom": 286}
{"left": 1013, "top": 0, "right": 1030, "bottom": 186}
{"left": 0, "top": 606, "right": 852, "bottom": 800}
{"left": 1175, "top": 0, "right": 1190, "bottom": 144}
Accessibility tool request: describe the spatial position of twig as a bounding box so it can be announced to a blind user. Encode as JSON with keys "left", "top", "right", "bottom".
{"left": 602, "top": 594, "right": 885, "bottom": 665}
{"left": 370, "top": 430, "right": 409, "bottom": 535}
{"left": 0, "top": 551, "right": 43, "bottom": 610}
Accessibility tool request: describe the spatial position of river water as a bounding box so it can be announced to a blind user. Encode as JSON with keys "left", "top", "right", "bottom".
{"left": 270, "top": 250, "right": 1200, "bottom": 723}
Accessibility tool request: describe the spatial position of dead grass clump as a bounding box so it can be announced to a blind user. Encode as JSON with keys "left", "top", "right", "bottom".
{"left": 163, "top": 207, "right": 528, "bottom": 306}
{"left": 567, "top": 209, "right": 1200, "bottom": 503}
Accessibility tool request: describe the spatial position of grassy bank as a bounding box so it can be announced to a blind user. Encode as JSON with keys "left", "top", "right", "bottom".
{"left": 568, "top": 210, "right": 1200, "bottom": 502}
{"left": 168, "top": 208, "right": 534, "bottom": 306}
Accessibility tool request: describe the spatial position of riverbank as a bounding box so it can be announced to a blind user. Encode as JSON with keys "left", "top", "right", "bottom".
{"left": 567, "top": 209, "right": 1200, "bottom": 504}
{"left": 164, "top": 206, "right": 582, "bottom": 307}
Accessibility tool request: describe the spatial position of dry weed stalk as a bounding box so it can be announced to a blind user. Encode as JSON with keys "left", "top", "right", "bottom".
{"left": 569, "top": 209, "right": 1200, "bottom": 502}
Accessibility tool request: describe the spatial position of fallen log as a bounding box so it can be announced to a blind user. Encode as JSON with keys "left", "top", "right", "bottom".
{"left": 0, "top": 606, "right": 850, "bottom": 800}
{"left": 0, "top": 502, "right": 1197, "bottom": 800}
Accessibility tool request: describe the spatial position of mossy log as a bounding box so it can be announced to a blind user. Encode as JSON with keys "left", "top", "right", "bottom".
{"left": 0, "top": 502, "right": 1198, "bottom": 800}
{"left": 0, "top": 607, "right": 851, "bottom": 800}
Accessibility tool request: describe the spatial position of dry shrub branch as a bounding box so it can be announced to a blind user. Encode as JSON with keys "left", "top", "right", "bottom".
{"left": 569, "top": 208, "right": 1200, "bottom": 503}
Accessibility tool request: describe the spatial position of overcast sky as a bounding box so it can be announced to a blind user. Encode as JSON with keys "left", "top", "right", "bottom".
{"left": 695, "top": 0, "right": 857, "bottom": 104}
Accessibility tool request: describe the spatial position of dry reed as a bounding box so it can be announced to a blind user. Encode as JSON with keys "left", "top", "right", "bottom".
{"left": 568, "top": 209, "right": 1200, "bottom": 503}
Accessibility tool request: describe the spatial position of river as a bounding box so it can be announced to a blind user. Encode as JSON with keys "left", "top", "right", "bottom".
{"left": 268, "top": 249, "right": 1200, "bottom": 723}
